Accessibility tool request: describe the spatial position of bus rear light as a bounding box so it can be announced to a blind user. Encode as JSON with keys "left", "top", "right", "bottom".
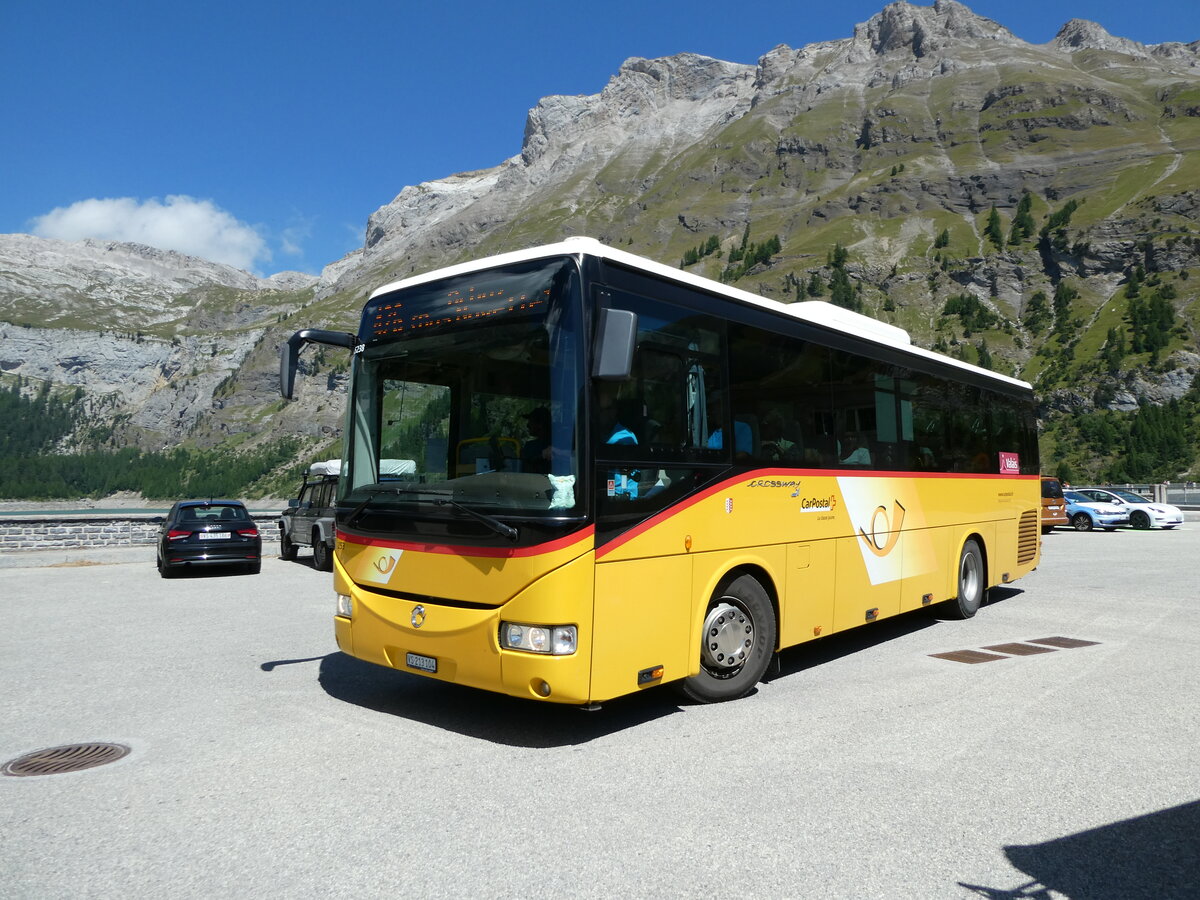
{"left": 501, "top": 622, "right": 577, "bottom": 655}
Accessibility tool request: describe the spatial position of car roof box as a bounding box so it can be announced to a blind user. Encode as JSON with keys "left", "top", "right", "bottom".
{"left": 380, "top": 458, "right": 417, "bottom": 476}
{"left": 308, "top": 459, "right": 341, "bottom": 477}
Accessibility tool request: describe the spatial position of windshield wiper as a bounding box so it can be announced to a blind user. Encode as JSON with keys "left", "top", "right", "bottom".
{"left": 433, "top": 498, "right": 519, "bottom": 542}
{"left": 344, "top": 487, "right": 518, "bottom": 541}
{"left": 344, "top": 486, "right": 449, "bottom": 528}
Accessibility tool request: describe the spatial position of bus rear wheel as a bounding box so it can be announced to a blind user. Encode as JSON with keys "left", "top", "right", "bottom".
{"left": 943, "top": 539, "right": 984, "bottom": 620}
{"left": 680, "top": 574, "right": 776, "bottom": 704}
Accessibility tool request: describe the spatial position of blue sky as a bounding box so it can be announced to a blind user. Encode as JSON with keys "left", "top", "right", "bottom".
{"left": 2, "top": 1, "right": 1197, "bottom": 276}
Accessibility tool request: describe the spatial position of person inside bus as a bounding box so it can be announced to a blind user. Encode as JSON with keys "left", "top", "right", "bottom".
{"left": 520, "top": 406, "right": 552, "bottom": 473}
{"left": 706, "top": 419, "right": 753, "bottom": 457}
{"left": 760, "top": 409, "right": 799, "bottom": 462}
{"left": 607, "top": 398, "right": 642, "bottom": 446}
{"left": 595, "top": 389, "right": 642, "bottom": 499}
{"left": 596, "top": 383, "right": 641, "bottom": 446}
{"left": 839, "top": 431, "right": 872, "bottom": 466}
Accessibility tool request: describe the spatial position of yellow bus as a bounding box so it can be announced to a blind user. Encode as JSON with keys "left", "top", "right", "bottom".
{"left": 281, "top": 237, "right": 1040, "bottom": 705}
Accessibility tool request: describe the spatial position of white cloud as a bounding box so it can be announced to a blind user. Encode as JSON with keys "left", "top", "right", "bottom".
{"left": 30, "top": 195, "right": 269, "bottom": 271}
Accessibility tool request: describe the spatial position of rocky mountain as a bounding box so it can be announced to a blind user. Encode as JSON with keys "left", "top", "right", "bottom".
{"left": 3, "top": 0, "right": 1200, "bottom": 486}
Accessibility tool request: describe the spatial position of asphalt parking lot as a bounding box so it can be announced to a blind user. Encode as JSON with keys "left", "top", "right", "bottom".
{"left": 2, "top": 523, "right": 1198, "bottom": 899}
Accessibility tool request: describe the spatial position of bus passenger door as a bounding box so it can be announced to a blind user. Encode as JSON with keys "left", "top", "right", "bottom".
{"left": 592, "top": 554, "right": 692, "bottom": 701}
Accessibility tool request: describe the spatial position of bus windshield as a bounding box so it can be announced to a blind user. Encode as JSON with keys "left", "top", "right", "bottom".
{"left": 342, "top": 258, "right": 584, "bottom": 533}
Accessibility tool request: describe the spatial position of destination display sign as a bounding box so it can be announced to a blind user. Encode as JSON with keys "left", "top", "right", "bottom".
{"left": 360, "top": 262, "right": 566, "bottom": 342}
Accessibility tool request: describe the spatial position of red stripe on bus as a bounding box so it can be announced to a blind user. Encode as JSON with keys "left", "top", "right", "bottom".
{"left": 337, "top": 525, "right": 596, "bottom": 559}
{"left": 595, "top": 468, "right": 1037, "bottom": 560}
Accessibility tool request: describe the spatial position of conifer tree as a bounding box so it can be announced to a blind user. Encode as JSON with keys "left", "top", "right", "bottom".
{"left": 1008, "top": 192, "right": 1036, "bottom": 245}
{"left": 985, "top": 206, "right": 1005, "bottom": 250}
{"left": 1023, "top": 290, "right": 1050, "bottom": 334}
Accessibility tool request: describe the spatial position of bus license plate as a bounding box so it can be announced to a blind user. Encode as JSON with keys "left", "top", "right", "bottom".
{"left": 406, "top": 652, "right": 437, "bottom": 673}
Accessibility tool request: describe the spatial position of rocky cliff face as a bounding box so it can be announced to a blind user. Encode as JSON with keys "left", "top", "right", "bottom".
{"left": 3, "top": 1, "right": 1199, "bottom": 479}
{"left": 0, "top": 234, "right": 315, "bottom": 329}
{"left": 335, "top": 1, "right": 1199, "bottom": 302}
{"left": 354, "top": 52, "right": 758, "bottom": 287}
{"left": 0, "top": 234, "right": 322, "bottom": 449}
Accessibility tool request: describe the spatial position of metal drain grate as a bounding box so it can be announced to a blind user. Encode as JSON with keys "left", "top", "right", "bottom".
{"left": 929, "top": 649, "right": 1009, "bottom": 664}
{"left": 1027, "top": 636, "right": 1100, "bottom": 649}
{"left": 2, "top": 742, "right": 131, "bottom": 777}
{"left": 982, "top": 642, "right": 1058, "bottom": 656}
{"left": 932, "top": 636, "right": 1102, "bottom": 664}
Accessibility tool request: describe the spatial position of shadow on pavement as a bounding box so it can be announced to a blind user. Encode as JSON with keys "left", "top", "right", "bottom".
{"left": 310, "top": 651, "right": 682, "bottom": 747}
{"left": 289, "top": 583, "right": 1027, "bottom": 746}
{"left": 960, "top": 799, "right": 1200, "bottom": 899}
{"left": 770, "top": 604, "right": 938, "bottom": 680}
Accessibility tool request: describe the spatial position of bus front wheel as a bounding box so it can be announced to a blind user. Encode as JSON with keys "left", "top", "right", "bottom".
{"left": 680, "top": 574, "right": 776, "bottom": 704}
{"left": 943, "top": 539, "right": 985, "bottom": 620}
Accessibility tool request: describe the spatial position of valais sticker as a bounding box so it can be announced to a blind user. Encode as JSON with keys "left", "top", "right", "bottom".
{"left": 999, "top": 452, "right": 1020, "bottom": 474}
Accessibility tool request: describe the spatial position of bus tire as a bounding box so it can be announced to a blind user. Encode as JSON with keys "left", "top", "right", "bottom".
{"left": 313, "top": 534, "right": 332, "bottom": 571}
{"left": 280, "top": 531, "right": 297, "bottom": 561}
{"left": 679, "top": 573, "right": 776, "bottom": 704}
{"left": 943, "top": 539, "right": 984, "bottom": 620}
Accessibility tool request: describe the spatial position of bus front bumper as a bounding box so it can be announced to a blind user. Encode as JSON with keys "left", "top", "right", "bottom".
{"left": 333, "top": 557, "right": 595, "bottom": 705}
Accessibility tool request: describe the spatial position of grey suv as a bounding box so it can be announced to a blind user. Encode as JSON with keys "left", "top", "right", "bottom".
{"left": 279, "top": 461, "right": 339, "bottom": 570}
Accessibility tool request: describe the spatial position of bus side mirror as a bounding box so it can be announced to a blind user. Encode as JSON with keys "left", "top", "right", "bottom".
{"left": 280, "top": 337, "right": 300, "bottom": 399}
{"left": 280, "top": 329, "right": 357, "bottom": 399}
{"left": 592, "top": 308, "right": 637, "bottom": 381}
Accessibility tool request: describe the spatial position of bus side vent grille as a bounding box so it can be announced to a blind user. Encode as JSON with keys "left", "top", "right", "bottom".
{"left": 1017, "top": 509, "right": 1038, "bottom": 564}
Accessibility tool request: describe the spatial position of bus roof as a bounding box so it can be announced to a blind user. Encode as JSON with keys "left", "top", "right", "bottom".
{"left": 369, "top": 237, "right": 1032, "bottom": 391}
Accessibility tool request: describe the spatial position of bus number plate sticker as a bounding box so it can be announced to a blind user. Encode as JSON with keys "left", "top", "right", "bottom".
{"left": 406, "top": 652, "right": 437, "bottom": 673}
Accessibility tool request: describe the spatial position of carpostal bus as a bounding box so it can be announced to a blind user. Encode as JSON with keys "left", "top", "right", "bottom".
{"left": 280, "top": 237, "right": 1040, "bottom": 706}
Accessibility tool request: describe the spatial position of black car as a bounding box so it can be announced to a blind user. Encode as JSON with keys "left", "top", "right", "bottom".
{"left": 155, "top": 500, "right": 262, "bottom": 577}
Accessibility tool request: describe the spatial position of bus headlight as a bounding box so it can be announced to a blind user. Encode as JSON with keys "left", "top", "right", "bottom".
{"left": 500, "top": 622, "right": 577, "bottom": 655}
{"left": 336, "top": 593, "right": 353, "bottom": 618}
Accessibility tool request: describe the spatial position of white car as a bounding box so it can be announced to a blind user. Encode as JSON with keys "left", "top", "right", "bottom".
{"left": 1074, "top": 488, "right": 1184, "bottom": 530}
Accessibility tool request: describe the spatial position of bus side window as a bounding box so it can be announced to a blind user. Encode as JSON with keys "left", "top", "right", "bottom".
{"left": 595, "top": 289, "right": 726, "bottom": 464}
{"left": 728, "top": 323, "right": 832, "bottom": 467}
